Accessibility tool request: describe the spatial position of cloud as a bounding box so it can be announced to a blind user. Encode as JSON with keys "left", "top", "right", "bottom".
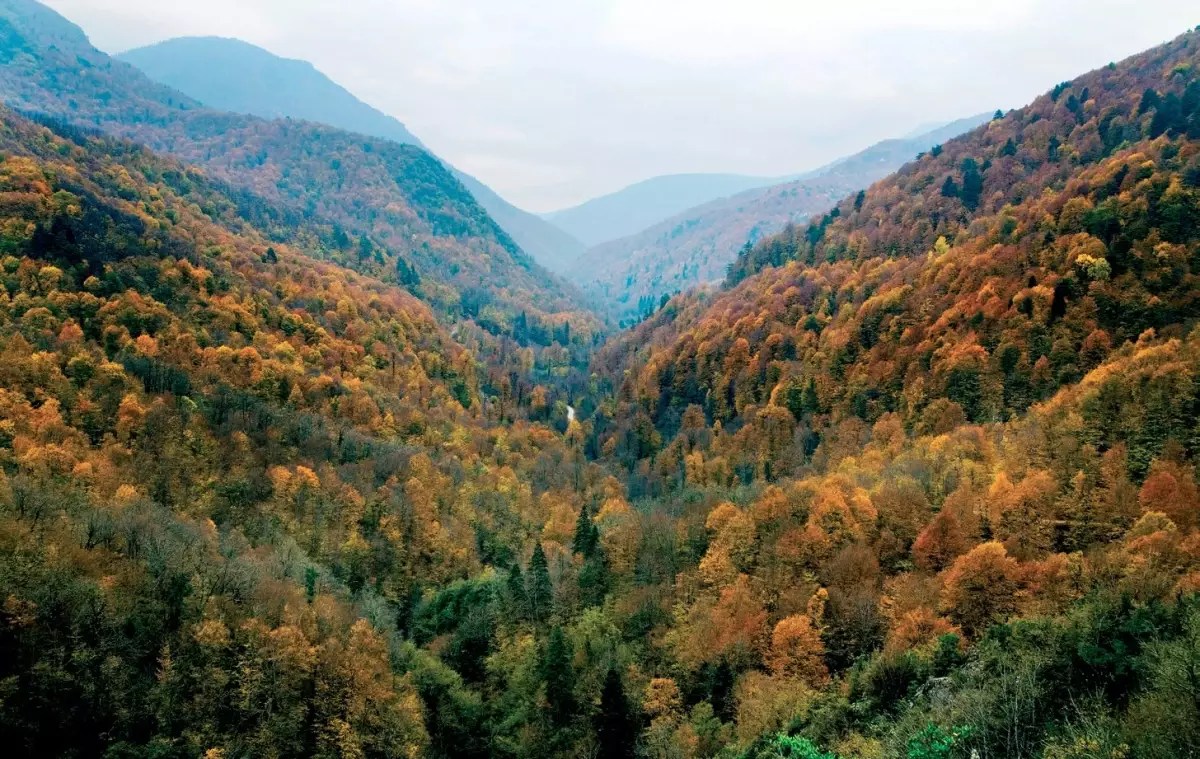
{"left": 600, "top": 0, "right": 1038, "bottom": 65}
{"left": 40, "top": 0, "right": 1200, "bottom": 211}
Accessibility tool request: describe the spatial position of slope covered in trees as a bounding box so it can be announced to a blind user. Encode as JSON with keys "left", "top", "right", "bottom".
{"left": 4, "top": 1, "right": 1200, "bottom": 758}
{"left": 573, "top": 116, "right": 989, "bottom": 323}
{"left": 0, "top": 99, "right": 609, "bottom": 757}
{"left": 596, "top": 29, "right": 1200, "bottom": 470}
{"left": 118, "top": 36, "right": 587, "bottom": 275}
{"left": 0, "top": 0, "right": 597, "bottom": 345}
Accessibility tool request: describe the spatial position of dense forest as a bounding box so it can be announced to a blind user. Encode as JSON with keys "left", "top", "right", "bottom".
{"left": 2, "top": 1, "right": 1200, "bottom": 758}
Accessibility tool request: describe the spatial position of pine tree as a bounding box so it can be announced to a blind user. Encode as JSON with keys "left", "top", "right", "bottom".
{"left": 595, "top": 668, "right": 636, "bottom": 759}
{"left": 573, "top": 503, "right": 597, "bottom": 557}
{"left": 543, "top": 626, "right": 576, "bottom": 728}
{"left": 579, "top": 547, "right": 610, "bottom": 608}
{"left": 507, "top": 563, "right": 528, "bottom": 622}
{"left": 528, "top": 541, "right": 553, "bottom": 623}
{"left": 960, "top": 158, "right": 983, "bottom": 211}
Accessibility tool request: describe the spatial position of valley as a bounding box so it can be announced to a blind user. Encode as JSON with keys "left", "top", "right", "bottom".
{"left": 0, "top": 2, "right": 1199, "bottom": 758}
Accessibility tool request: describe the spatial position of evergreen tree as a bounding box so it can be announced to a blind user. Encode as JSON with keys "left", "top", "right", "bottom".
{"left": 960, "top": 158, "right": 983, "bottom": 211}
{"left": 802, "top": 377, "right": 821, "bottom": 415}
{"left": 573, "top": 503, "right": 598, "bottom": 557}
{"left": 528, "top": 541, "right": 553, "bottom": 623}
{"left": 595, "top": 668, "right": 636, "bottom": 759}
{"left": 579, "top": 547, "right": 610, "bottom": 608}
{"left": 543, "top": 626, "right": 576, "bottom": 729}
{"left": 507, "top": 563, "right": 528, "bottom": 622}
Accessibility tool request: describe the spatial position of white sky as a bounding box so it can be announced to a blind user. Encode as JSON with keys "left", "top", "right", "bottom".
{"left": 41, "top": 0, "right": 1200, "bottom": 212}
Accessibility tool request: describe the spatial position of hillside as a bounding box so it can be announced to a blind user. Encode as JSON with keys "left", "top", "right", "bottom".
{"left": 4, "top": 1, "right": 1200, "bottom": 758}
{"left": 0, "top": 100, "right": 620, "bottom": 756}
{"left": 594, "top": 29, "right": 1200, "bottom": 478}
{"left": 118, "top": 36, "right": 586, "bottom": 274}
{"left": 0, "top": 0, "right": 598, "bottom": 347}
{"left": 575, "top": 115, "right": 990, "bottom": 322}
{"left": 571, "top": 27, "right": 1200, "bottom": 755}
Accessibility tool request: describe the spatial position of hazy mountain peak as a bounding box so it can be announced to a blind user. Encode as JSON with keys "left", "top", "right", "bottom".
{"left": 119, "top": 35, "right": 426, "bottom": 147}
{"left": 118, "top": 34, "right": 586, "bottom": 273}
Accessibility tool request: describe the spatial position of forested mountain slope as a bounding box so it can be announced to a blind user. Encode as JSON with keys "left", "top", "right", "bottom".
{"left": 118, "top": 36, "right": 586, "bottom": 274}
{"left": 0, "top": 104, "right": 557, "bottom": 757}
{"left": 574, "top": 115, "right": 989, "bottom": 322}
{"left": 3, "top": 1, "right": 1200, "bottom": 757}
{"left": 557, "top": 29, "right": 1200, "bottom": 757}
{"left": 595, "top": 29, "right": 1200, "bottom": 472}
{"left": 0, "top": 0, "right": 599, "bottom": 346}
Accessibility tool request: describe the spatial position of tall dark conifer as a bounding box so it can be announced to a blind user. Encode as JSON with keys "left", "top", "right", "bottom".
{"left": 528, "top": 541, "right": 553, "bottom": 623}
{"left": 543, "top": 626, "right": 576, "bottom": 728}
{"left": 595, "top": 668, "right": 636, "bottom": 759}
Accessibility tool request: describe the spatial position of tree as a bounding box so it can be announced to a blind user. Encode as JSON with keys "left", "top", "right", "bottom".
{"left": 912, "top": 510, "right": 969, "bottom": 572}
{"left": 939, "top": 541, "right": 1021, "bottom": 638}
{"left": 543, "top": 626, "right": 576, "bottom": 728}
{"left": 507, "top": 563, "right": 528, "bottom": 622}
{"left": 768, "top": 615, "right": 828, "bottom": 686}
{"left": 573, "top": 502, "right": 598, "bottom": 557}
{"left": 960, "top": 157, "right": 983, "bottom": 211}
{"left": 528, "top": 542, "right": 553, "bottom": 623}
{"left": 1138, "top": 459, "right": 1200, "bottom": 532}
{"left": 596, "top": 668, "right": 637, "bottom": 758}
{"left": 578, "top": 547, "right": 611, "bottom": 608}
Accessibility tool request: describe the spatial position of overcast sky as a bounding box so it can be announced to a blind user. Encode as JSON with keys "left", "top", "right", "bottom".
{"left": 40, "top": 0, "right": 1200, "bottom": 212}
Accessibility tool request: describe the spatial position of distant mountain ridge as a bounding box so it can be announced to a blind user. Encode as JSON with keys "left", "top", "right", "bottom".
{"left": 119, "top": 36, "right": 427, "bottom": 145}
{"left": 544, "top": 172, "right": 796, "bottom": 247}
{"left": 574, "top": 113, "right": 991, "bottom": 320}
{"left": 545, "top": 116, "right": 989, "bottom": 251}
{"left": 119, "top": 36, "right": 586, "bottom": 273}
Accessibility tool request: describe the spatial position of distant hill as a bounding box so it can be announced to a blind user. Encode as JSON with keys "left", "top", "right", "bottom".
{"left": 575, "top": 114, "right": 990, "bottom": 320}
{"left": 119, "top": 36, "right": 585, "bottom": 273}
{"left": 544, "top": 172, "right": 787, "bottom": 248}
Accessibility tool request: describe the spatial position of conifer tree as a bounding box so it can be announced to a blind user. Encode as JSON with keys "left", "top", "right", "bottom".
{"left": 595, "top": 668, "right": 636, "bottom": 759}
{"left": 573, "top": 502, "right": 597, "bottom": 557}
{"left": 528, "top": 541, "right": 553, "bottom": 623}
{"left": 543, "top": 626, "right": 576, "bottom": 729}
{"left": 507, "top": 563, "right": 528, "bottom": 622}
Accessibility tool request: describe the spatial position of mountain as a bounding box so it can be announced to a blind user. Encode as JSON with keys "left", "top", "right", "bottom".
{"left": 117, "top": 36, "right": 427, "bottom": 146}
{"left": 118, "top": 36, "right": 586, "bottom": 274}
{"left": 575, "top": 114, "right": 990, "bottom": 321}
{"left": 545, "top": 116, "right": 986, "bottom": 250}
{"left": 6, "top": 1, "right": 1200, "bottom": 757}
{"left": 544, "top": 172, "right": 789, "bottom": 247}
{"left": 0, "top": 0, "right": 599, "bottom": 357}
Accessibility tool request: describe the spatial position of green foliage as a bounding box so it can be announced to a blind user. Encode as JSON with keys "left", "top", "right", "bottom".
{"left": 543, "top": 627, "right": 576, "bottom": 729}
{"left": 743, "top": 734, "right": 840, "bottom": 759}
{"left": 905, "top": 724, "right": 972, "bottom": 759}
